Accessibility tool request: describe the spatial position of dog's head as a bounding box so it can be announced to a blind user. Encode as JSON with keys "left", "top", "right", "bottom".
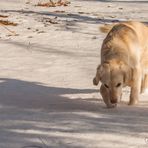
{"left": 93, "top": 61, "right": 128, "bottom": 104}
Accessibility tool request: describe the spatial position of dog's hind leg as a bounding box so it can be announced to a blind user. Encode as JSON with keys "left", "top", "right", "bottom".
{"left": 141, "top": 74, "right": 148, "bottom": 93}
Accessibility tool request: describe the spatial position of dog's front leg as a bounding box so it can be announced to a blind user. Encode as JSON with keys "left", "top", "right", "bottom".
{"left": 129, "top": 67, "right": 141, "bottom": 105}
{"left": 100, "top": 84, "right": 116, "bottom": 108}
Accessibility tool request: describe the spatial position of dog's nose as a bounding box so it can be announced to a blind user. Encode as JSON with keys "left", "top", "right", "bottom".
{"left": 110, "top": 99, "right": 117, "bottom": 104}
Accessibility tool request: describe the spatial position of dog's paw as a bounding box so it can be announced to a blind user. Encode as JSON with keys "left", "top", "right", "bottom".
{"left": 128, "top": 99, "right": 138, "bottom": 105}
{"left": 107, "top": 103, "right": 117, "bottom": 108}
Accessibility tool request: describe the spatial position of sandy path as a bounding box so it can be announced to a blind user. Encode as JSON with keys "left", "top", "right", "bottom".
{"left": 0, "top": 0, "right": 148, "bottom": 147}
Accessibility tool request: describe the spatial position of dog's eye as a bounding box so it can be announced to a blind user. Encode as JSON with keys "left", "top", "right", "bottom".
{"left": 116, "top": 83, "right": 121, "bottom": 87}
{"left": 104, "top": 84, "right": 109, "bottom": 88}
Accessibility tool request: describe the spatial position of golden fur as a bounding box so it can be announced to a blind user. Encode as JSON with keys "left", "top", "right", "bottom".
{"left": 93, "top": 21, "right": 148, "bottom": 108}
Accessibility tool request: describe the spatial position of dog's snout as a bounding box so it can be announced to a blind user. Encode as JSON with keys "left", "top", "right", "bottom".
{"left": 110, "top": 99, "right": 117, "bottom": 104}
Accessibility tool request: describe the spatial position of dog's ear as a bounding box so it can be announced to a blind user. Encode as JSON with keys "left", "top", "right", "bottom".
{"left": 93, "top": 63, "right": 110, "bottom": 86}
{"left": 93, "top": 64, "right": 105, "bottom": 85}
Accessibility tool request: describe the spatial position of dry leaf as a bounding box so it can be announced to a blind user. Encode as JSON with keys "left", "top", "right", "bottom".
{"left": 0, "top": 20, "right": 17, "bottom": 26}
{"left": 36, "top": 1, "right": 70, "bottom": 7}
{"left": 0, "top": 14, "right": 8, "bottom": 18}
{"left": 6, "top": 33, "right": 19, "bottom": 37}
{"left": 78, "top": 12, "right": 85, "bottom": 14}
{"left": 54, "top": 10, "right": 65, "bottom": 13}
{"left": 42, "top": 18, "right": 58, "bottom": 24}
{"left": 36, "top": 2, "right": 56, "bottom": 7}
{"left": 108, "top": 15, "right": 116, "bottom": 18}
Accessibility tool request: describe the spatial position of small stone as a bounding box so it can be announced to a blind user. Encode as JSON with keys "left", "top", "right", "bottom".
{"left": 28, "top": 36, "right": 33, "bottom": 38}
{"left": 92, "top": 36, "right": 97, "bottom": 39}
{"left": 37, "top": 31, "right": 45, "bottom": 34}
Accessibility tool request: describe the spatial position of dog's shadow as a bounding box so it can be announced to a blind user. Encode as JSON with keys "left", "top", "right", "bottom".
{"left": 0, "top": 78, "right": 101, "bottom": 112}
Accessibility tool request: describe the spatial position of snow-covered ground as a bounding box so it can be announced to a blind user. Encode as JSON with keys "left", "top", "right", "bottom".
{"left": 0, "top": 0, "right": 148, "bottom": 147}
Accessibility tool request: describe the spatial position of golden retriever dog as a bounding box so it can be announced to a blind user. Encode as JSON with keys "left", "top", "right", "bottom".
{"left": 93, "top": 21, "right": 148, "bottom": 108}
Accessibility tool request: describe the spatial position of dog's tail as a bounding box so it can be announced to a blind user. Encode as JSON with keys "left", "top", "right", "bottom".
{"left": 99, "top": 24, "right": 116, "bottom": 33}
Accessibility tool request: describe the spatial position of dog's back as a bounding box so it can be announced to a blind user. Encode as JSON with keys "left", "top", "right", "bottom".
{"left": 100, "top": 21, "right": 148, "bottom": 69}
